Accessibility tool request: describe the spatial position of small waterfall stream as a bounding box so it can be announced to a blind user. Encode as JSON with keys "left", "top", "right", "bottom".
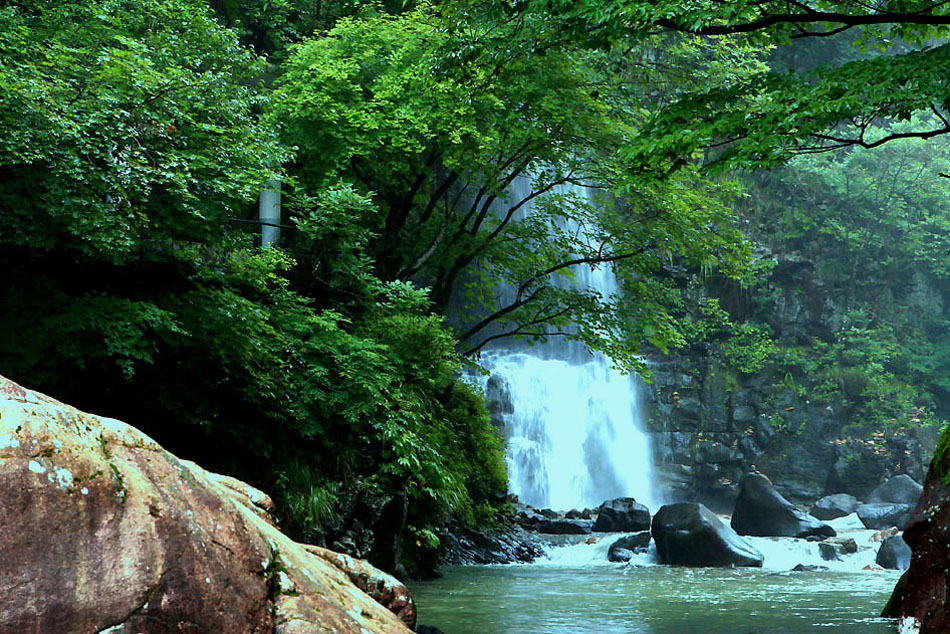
{"left": 469, "top": 179, "right": 655, "bottom": 511}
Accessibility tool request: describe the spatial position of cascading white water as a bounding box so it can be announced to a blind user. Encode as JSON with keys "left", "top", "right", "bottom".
{"left": 481, "top": 351, "right": 655, "bottom": 511}
{"left": 471, "top": 179, "right": 656, "bottom": 511}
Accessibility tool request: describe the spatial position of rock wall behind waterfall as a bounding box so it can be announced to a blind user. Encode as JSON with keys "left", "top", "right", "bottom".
{"left": 643, "top": 253, "right": 940, "bottom": 511}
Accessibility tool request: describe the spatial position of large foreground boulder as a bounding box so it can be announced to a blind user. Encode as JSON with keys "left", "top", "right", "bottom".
{"left": 652, "top": 503, "right": 763, "bottom": 567}
{"left": 868, "top": 474, "right": 923, "bottom": 506}
{"left": 889, "top": 430, "right": 950, "bottom": 633}
{"left": 0, "top": 376, "right": 414, "bottom": 634}
{"left": 731, "top": 473, "right": 835, "bottom": 538}
{"left": 592, "top": 497, "right": 651, "bottom": 532}
{"left": 810, "top": 493, "right": 860, "bottom": 520}
{"left": 857, "top": 502, "right": 914, "bottom": 530}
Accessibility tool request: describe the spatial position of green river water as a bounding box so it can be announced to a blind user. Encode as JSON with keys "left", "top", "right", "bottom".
{"left": 411, "top": 563, "right": 900, "bottom": 633}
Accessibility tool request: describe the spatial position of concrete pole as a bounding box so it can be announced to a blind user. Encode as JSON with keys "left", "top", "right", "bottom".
{"left": 259, "top": 179, "right": 281, "bottom": 247}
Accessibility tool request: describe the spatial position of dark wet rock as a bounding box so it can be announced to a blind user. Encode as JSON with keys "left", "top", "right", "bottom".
{"left": 857, "top": 503, "right": 913, "bottom": 530}
{"left": 818, "top": 542, "right": 839, "bottom": 561}
{"left": 565, "top": 508, "right": 595, "bottom": 520}
{"left": 592, "top": 497, "right": 651, "bottom": 533}
{"left": 415, "top": 626, "right": 444, "bottom": 634}
{"left": 881, "top": 570, "right": 908, "bottom": 618}
{"left": 867, "top": 475, "right": 923, "bottom": 507}
{"left": 652, "top": 503, "right": 763, "bottom": 568}
{"left": 535, "top": 518, "right": 593, "bottom": 535}
{"left": 876, "top": 535, "right": 912, "bottom": 571}
{"left": 731, "top": 473, "right": 836, "bottom": 538}
{"left": 824, "top": 536, "right": 857, "bottom": 555}
{"left": 441, "top": 523, "right": 544, "bottom": 566}
{"left": 893, "top": 427, "right": 950, "bottom": 632}
{"left": 810, "top": 493, "right": 860, "bottom": 521}
{"left": 791, "top": 564, "right": 829, "bottom": 572}
{"left": 607, "top": 532, "right": 651, "bottom": 563}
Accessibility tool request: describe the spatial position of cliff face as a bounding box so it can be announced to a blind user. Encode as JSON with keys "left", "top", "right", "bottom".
{"left": 645, "top": 248, "right": 942, "bottom": 510}
{"left": 0, "top": 375, "right": 415, "bottom": 634}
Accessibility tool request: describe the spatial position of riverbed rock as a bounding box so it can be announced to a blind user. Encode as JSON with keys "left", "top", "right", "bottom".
{"left": 592, "top": 497, "right": 651, "bottom": 532}
{"left": 731, "top": 473, "right": 836, "bottom": 538}
{"left": 534, "top": 518, "right": 593, "bottom": 534}
{"left": 824, "top": 536, "right": 858, "bottom": 555}
{"left": 818, "top": 542, "right": 839, "bottom": 561}
{"left": 791, "top": 564, "right": 829, "bottom": 572}
{"left": 876, "top": 535, "right": 912, "bottom": 571}
{"left": 441, "top": 523, "right": 544, "bottom": 565}
{"left": 857, "top": 502, "right": 914, "bottom": 530}
{"left": 652, "top": 503, "right": 763, "bottom": 567}
{"left": 890, "top": 428, "right": 950, "bottom": 632}
{"left": 607, "top": 531, "right": 651, "bottom": 562}
{"left": 810, "top": 493, "right": 860, "bottom": 520}
{"left": 0, "top": 376, "right": 414, "bottom": 634}
{"left": 868, "top": 475, "right": 923, "bottom": 507}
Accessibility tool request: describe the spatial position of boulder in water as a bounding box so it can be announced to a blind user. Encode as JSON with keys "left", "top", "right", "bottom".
{"left": 876, "top": 535, "right": 912, "bottom": 571}
{"left": 652, "top": 503, "right": 763, "bottom": 568}
{"left": 0, "top": 376, "right": 414, "bottom": 634}
{"left": 868, "top": 474, "right": 923, "bottom": 506}
{"left": 810, "top": 493, "right": 860, "bottom": 520}
{"left": 534, "top": 518, "right": 593, "bottom": 534}
{"left": 857, "top": 502, "right": 913, "bottom": 530}
{"left": 607, "top": 531, "right": 651, "bottom": 562}
{"left": 791, "top": 564, "right": 829, "bottom": 572}
{"left": 818, "top": 542, "right": 839, "bottom": 561}
{"left": 824, "top": 536, "right": 858, "bottom": 555}
{"left": 731, "top": 473, "right": 836, "bottom": 538}
{"left": 592, "top": 497, "right": 651, "bottom": 532}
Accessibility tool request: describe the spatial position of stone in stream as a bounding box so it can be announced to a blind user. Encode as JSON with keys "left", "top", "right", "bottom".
{"left": 876, "top": 535, "right": 912, "bottom": 571}
{"left": 0, "top": 375, "right": 415, "bottom": 634}
{"left": 592, "top": 497, "right": 651, "bottom": 532}
{"left": 824, "top": 536, "right": 858, "bottom": 554}
{"left": 809, "top": 493, "right": 860, "bottom": 520}
{"left": 607, "top": 531, "right": 651, "bottom": 563}
{"left": 731, "top": 473, "right": 836, "bottom": 538}
{"left": 414, "top": 626, "right": 445, "bottom": 634}
{"left": 534, "top": 518, "right": 593, "bottom": 534}
{"left": 857, "top": 502, "right": 914, "bottom": 530}
{"left": 818, "top": 542, "right": 839, "bottom": 561}
{"left": 867, "top": 474, "right": 923, "bottom": 507}
{"left": 791, "top": 564, "right": 829, "bottom": 572}
{"left": 651, "top": 503, "right": 764, "bottom": 567}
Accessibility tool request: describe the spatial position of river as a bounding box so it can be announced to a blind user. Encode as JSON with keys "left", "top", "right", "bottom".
{"left": 411, "top": 526, "right": 901, "bottom": 633}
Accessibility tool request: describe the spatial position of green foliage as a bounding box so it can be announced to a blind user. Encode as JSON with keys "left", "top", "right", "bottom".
{"left": 0, "top": 0, "right": 508, "bottom": 573}
{"left": 679, "top": 298, "right": 775, "bottom": 374}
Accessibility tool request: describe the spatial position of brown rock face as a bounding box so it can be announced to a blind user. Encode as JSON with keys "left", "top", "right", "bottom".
{"left": 892, "top": 430, "right": 950, "bottom": 633}
{"left": 0, "top": 376, "right": 414, "bottom": 634}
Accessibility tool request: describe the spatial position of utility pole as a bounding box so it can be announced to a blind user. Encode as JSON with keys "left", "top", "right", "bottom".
{"left": 259, "top": 179, "right": 281, "bottom": 247}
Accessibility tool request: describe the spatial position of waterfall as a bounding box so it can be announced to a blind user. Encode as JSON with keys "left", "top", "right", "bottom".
{"left": 468, "top": 178, "right": 656, "bottom": 511}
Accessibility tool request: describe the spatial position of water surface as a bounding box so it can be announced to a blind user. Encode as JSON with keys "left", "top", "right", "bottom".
{"left": 411, "top": 563, "right": 899, "bottom": 634}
